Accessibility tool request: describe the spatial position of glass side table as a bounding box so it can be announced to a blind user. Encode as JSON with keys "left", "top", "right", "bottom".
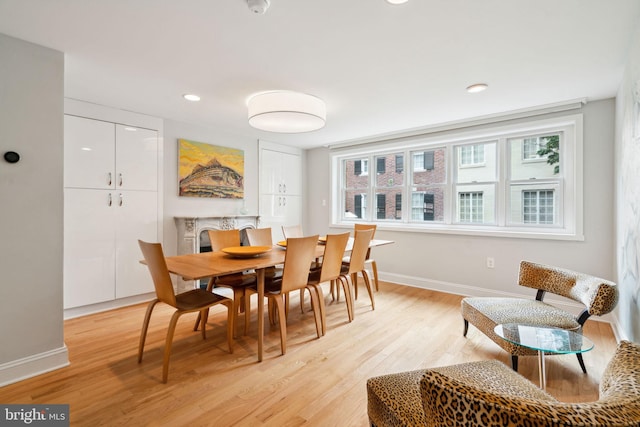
{"left": 494, "top": 323, "right": 594, "bottom": 390}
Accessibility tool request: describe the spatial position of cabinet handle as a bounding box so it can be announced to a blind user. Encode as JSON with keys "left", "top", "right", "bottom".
{"left": 118, "top": 173, "right": 123, "bottom": 187}
{"left": 107, "top": 172, "right": 112, "bottom": 186}
{"left": 283, "top": 183, "right": 287, "bottom": 193}
{"left": 283, "top": 197, "right": 286, "bottom": 206}
{"left": 108, "top": 193, "right": 112, "bottom": 207}
{"left": 119, "top": 193, "right": 123, "bottom": 207}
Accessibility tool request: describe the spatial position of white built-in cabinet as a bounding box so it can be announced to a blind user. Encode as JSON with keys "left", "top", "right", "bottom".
{"left": 259, "top": 140, "right": 302, "bottom": 243}
{"left": 63, "top": 113, "right": 160, "bottom": 309}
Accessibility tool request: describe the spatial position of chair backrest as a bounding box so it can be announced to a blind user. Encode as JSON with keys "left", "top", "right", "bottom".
{"left": 354, "top": 223, "right": 376, "bottom": 259}
{"left": 346, "top": 228, "right": 374, "bottom": 274}
{"left": 354, "top": 223, "right": 376, "bottom": 238}
{"left": 318, "top": 232, "right": 350, "bottom": 283}
{"left": 207, "top": 229, "right": 241, "bottom": 252}
{"left": 282, "top": 224, "right": 303, "bottom": 238}
{"left": 246, "top": 227, "right": 273, "bottom": 246}
{"left": 280, "top": 235, "right": 319, "bottom": 293}
{"left": 138, "top": 240, "right": 177, "bottom": 307}
{"left": 518, "top": 261, "right": 618, "bottom": 316}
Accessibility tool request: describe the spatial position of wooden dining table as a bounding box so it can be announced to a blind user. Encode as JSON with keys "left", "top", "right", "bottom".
{"left": 156, "top": 237, "right": 393, "bottom": 361}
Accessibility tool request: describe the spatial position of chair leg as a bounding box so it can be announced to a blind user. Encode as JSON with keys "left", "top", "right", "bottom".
{"left": 138, "top": 299, "right": 159, "bottom": 363}
{"left": 308, "top": 286, "right": 323, "bottom": 338}
{"left": 361, "top": 269, "right": 375, "bottom": 310}
{"left": 511, "top": 355, "right": 519, "bottom": 372}
{"left": 200, "top": 308, "right": 208, "bottom": 339}
{"left": 300, "top": 288, "right": 306, "bottom": 313}
{"left": 194, "top": 277, "right": 216, "bottom": 331}
{"left": 371, "top": 260, "right": 379, "bottom": 291}
{"left": 577, "top": 353, "right": 587, "bottom": 373}
{"left": 244, "top": 290, "right": 252, "bottom": 336}
{"left": 224, "top": 300, "right": 234, "bottom": 354}
{"left": 272, "top": 295, "right": 287, "bottom": 355}
{"left": 463, "top": 319, "right": 469, "bottom": 337}
{"left": 352, "top": 272, "right": 359, "bottom": 299}
{"left": 340, "top": 276, "right": 354, "bottom": 321}
{"left": 162, "top": 311, "right": 182, "bottom": 383}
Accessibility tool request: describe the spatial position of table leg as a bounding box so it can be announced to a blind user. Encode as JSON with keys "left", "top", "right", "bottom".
{"left": 257, "top": 268, "right": 265, "bottom": 362}
{"left": 538, "top": 350, "right": 546, "bottom": 390}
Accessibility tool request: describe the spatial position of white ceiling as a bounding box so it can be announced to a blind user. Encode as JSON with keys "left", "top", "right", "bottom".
{"left": 1, "top": 0, "right": 639, "bottom": 149}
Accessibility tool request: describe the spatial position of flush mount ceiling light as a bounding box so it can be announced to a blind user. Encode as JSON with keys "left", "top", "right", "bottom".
{"left": 247, "top": 91, "right": 326, "bottom": 133}
{"left": 183, "top": 93, "right": 201, "bottom": 101}
{"left": 466, "top": 83, "right": 488, "bottom": 93}
{"left": 386, "top": 0, "right": 409, "bottom": 4}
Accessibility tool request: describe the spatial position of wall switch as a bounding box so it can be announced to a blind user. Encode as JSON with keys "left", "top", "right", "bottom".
{"left": 321, "top": 199, "right": 327, "bottom": 207}
{"left": 486, "top": 257, "right": 495, "bottom": 268}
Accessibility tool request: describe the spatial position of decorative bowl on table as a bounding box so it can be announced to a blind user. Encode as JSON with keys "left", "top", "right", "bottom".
{"left": 221, "top": 246, "right": 272, "bottom": 258}
{"left": 276, "top": 240, "right": 287, "bottom": 248}
{"left": 318, "top": 236, "right": 327, "bottom": 244}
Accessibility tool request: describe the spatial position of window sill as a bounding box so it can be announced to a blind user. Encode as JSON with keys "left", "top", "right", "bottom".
{"left": 333, "top": 221, "right": 584, "bottom": 241}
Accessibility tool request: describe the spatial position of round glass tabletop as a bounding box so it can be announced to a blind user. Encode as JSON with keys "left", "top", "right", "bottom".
{"left": 494, "top": 323, "right": 594, "bottom": 354}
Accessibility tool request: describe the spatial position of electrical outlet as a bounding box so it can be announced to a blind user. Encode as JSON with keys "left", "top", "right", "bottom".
{"left": 486, "top": 257, "right": 495, "bottom": 268}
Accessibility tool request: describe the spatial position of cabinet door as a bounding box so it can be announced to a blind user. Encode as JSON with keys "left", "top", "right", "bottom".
{"left": 115, "top": 190, "right": 158, "bottom": 298}
{"left": 115, "top": 125, "right": 158, "bottom": 191}
{"left": 259, "top": 194, "right": 302, "bottom": 242}
{"left": 64, "top": 188, "right": 116, "bottom": 308}
{"left": 280, "top": 151, "right": 302, "bottom": 195}
{"left": 260, "top": 148, "right": 282, "bottom": 194}
{"left": 64, "top": 115, "right": 115, "bottom": 189}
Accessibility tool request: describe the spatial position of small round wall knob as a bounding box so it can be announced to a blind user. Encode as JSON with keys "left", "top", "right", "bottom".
{"left": 4, "top": 151, "right": 20, "bottom": 163}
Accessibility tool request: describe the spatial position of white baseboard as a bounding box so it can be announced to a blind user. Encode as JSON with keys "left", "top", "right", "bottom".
{"left": 0, "top": 346, "right": 69, "bottom": 387}
{"left": 64, "top": 292, "right": 155, "bottom": 320}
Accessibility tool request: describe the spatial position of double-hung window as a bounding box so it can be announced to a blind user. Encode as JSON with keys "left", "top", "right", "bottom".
{"left": 332, "top": 114, "right": 581, "bottom": 239}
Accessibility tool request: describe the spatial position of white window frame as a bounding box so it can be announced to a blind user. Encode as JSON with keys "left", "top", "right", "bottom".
{"left": 330, "top": 113, "right": 583, "bottom": 241}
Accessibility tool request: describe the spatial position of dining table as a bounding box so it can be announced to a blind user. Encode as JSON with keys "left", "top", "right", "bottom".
{"left": 155, "top": 237, "right": 394, "bottom": 362}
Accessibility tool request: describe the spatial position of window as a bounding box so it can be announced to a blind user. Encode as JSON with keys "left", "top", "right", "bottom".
{"left": 459, "top": 144, "right": 484, "bottom": 166}
{"left": 354, "top": 159, "right": 368, "bottom": 176}
{"left": 523, "top": 190, "right": 554, "bottom": 224}
{"left": 332, "top": 114, "right": 581, "bottom": 239}
{"left": 458, "top": 192, "right": 483, "bottom": 223}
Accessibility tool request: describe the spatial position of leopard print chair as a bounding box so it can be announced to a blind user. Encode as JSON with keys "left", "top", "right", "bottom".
{"left": 367, "top": 340, "right": 640, "bottom": 426}
{"left": 461, "top": 260, "right": 618, "bottom": 372}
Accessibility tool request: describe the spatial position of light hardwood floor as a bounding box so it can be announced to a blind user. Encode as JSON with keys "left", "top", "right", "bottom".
{"left": 0, "top": 281, "right": 617, "bottom": 426}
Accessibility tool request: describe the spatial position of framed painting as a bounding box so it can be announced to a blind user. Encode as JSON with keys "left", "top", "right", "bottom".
{"left": 178, "top": 139, "right": 244, "bottom": 198}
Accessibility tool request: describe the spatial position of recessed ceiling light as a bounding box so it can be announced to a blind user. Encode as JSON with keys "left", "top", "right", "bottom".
{"left": 386, "top": 0, "right": 408, "bottom": 4}
{"left": 183, "top": 94, "right": 201, "bottom": 102}
{"left": 466, "top": 83, "right": 488, "bottom": 93}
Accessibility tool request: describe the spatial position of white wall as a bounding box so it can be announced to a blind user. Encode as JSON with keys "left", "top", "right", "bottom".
{"left": 162, "top": 120, "right": 259, "bottom": 257}
{"left": 614, "top": 16, "right": 640, "bottom": 342}
{"left": 307, "top": 99, "right": 615, "bottom": 315}
{"left": 0, "top": 33, "right": 68, "bottom": 385}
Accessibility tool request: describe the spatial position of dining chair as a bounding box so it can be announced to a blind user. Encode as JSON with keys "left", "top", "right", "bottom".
{"left": 138, "top": 240, "right": 233, "bottom": 383}
{"left": 338, "top": 228, "right": 375, "bottom": 318}
{"left": 282, "top": 224, "right": 303, "bottom": 239}
{"left": 192, "top": 229, "right": 256, "bottom": 338}
{"left": 354, "top": 223, "right": 379, "bottom": 292}
{"left": 247, "top": 235, "right": 320, "bottom": 355}
{"left": 281, "top": 223, "right": 320, "bottom": 313}
{"left": 306, "top": 232, "right": 350, "bottom": 335}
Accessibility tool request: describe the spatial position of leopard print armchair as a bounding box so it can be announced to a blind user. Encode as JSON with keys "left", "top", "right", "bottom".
{"left": 461, "top": 260, "right": 618, "bottom": 372}
{"left": 367, "top": 340, "right": 640, "bottom": 426}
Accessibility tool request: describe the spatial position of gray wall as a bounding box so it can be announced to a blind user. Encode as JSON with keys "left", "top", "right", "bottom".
{"left": 306, "top": 99, "right": 616, "bottom": 316}
{"left": 0, "top": 33, "right": 67, "bottom": 384}
{"left": 615, "top": 16, "right": 640, "bottom": 342}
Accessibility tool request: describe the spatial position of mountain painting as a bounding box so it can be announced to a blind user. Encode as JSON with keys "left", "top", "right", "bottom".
{"left": 178, "top": 139, "right": 244, "bottom": 198}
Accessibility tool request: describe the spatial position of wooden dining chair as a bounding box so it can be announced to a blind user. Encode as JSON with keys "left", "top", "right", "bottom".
{"left": 306, "top": 232, "right": 350, "bottom": 335}
{"left": 282, "top": 224, "right": 303, "bottom": 239}
{"left": 354, "top": 223, "right": 379, "bottom": 291}
{"left": 338, "top": 228, "right": 375, "bottom": 318}
{"left": 247, "top": 235, "right": 320, "bottom": 355}
{"left": 138, "top": 240, "right": 233, "bottom": 383}
{"left": 193, "top": 229, "right": 256, "bottom": 337}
